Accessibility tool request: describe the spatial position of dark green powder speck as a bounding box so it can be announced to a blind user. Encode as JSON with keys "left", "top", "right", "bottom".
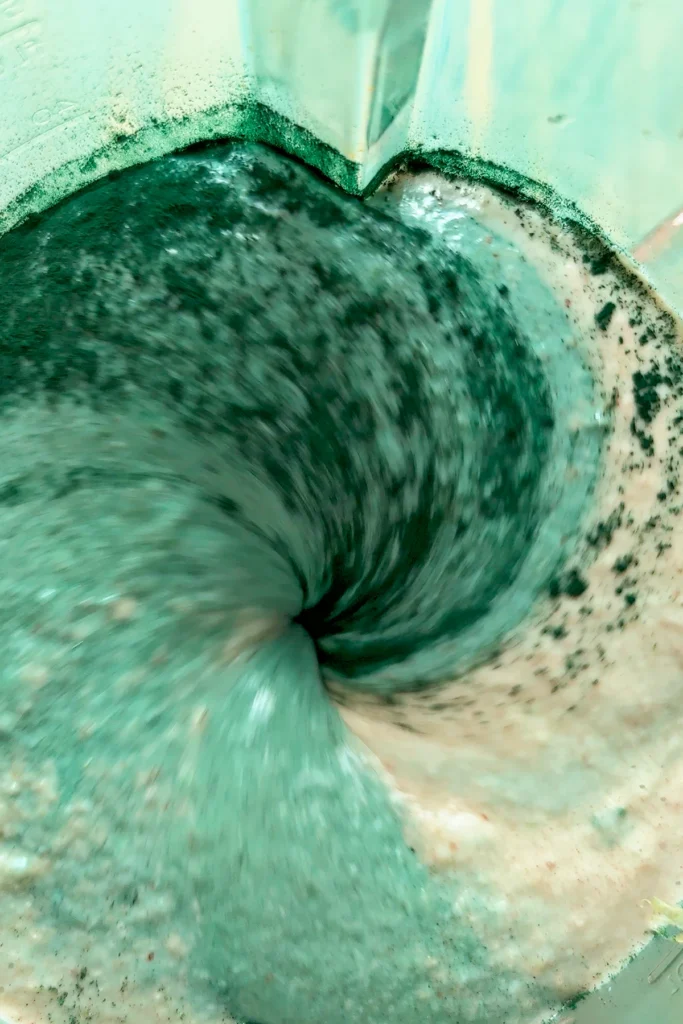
{"left": 595, "top": 301, "right": 616, "bottom": 331}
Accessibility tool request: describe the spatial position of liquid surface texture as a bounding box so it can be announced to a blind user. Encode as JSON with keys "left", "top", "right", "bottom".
{"left": 0, "top": 142, "right": 681, "bottom": 1024}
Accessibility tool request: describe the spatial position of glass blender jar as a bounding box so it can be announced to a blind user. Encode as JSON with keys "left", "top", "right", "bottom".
{"left": 1, "top": 2, "right": 682, "bottom": 1023}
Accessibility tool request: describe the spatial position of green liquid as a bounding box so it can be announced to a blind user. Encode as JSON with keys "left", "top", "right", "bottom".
{"left": 0, "top": 141, "right": 606, "bottom": 1023}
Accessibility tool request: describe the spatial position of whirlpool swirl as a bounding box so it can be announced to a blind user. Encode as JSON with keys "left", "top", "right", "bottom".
{"left": 0, "top": 143, "right": 609, "bottom": 1024}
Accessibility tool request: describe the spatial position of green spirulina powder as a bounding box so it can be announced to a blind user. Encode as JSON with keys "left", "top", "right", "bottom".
{"left": 0, "top": 142, "right": 602, "bottom": 1023}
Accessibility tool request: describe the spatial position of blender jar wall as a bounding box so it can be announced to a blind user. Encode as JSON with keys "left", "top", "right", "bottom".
{"left": 1, "top": 0, "right": 682, "bottom": 309}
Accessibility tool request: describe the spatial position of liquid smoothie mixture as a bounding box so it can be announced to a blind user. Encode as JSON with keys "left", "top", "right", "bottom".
{"left": 0, "top": 141, "right": 681, "bottom": 1024}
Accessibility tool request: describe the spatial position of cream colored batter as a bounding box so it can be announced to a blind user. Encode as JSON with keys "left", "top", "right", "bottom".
{"left": 341, "top": 171, "right": 683, "bottom": 1014}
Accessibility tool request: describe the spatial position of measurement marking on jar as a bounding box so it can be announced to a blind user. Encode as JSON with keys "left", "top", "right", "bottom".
{"left": 31, "top": 100, "right": 79, "bottom": 124}
{"left": 0, "top": 113, "right": 86, "bottom": 163}
{"left": 0, "top": 15, "right": 41, "bottom": 78}
{"left": 0, "top": 18, "right": 37, "bottom": 40}
{"left": 0, "top": 0, "right": 35, "bottom": 20}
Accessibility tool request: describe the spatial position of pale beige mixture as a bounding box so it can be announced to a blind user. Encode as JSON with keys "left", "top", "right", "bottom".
{"left": 340, "top": 173, "right": 683, "bottom": 1013}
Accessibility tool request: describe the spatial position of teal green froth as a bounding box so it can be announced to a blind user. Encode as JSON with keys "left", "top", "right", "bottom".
{"left": 0, "top": 141, "right": 603, "bottom": 1023}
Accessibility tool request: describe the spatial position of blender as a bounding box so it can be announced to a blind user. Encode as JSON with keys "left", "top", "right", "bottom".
{"left": 1, "top": 1, "right": 682, "bottom": 1022}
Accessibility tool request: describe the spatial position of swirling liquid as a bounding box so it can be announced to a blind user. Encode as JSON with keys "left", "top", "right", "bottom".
{"left": 0, "top": 142, "right": 681, "bottom": 1024}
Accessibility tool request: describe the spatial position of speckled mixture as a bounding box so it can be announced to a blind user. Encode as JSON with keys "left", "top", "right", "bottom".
{"left": 0, "top": 142, "right": 681, "bottom": 1024}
